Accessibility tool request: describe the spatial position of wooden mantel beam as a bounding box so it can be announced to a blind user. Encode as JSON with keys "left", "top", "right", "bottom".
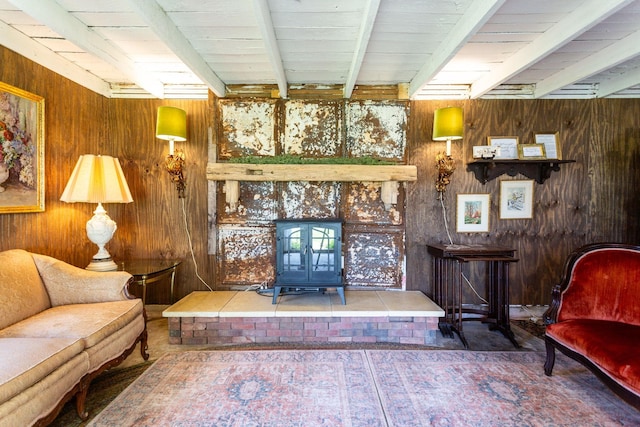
{"left": 206, "top": 163, "right": 417, "bottom": 182}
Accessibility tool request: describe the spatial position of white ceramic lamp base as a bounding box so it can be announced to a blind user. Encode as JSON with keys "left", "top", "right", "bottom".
{"left": 85, "top": 203, "right": 118, "bottom": 271}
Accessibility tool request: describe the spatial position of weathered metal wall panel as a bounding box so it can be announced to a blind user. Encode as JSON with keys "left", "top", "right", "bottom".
{"left": 281, "top": 181, "right": 341, "bottom": 219}
{"left": 217, "top": 182, "right": 277, "bottom": 224}
{"left": 217, "top": 225, "right": 275, "bottom": 286}
{"left": 218, "top": 99, "right": 277, "bottom": 159}
{"left": 282, "top": 100, "right": 343, "bottom": 157}
{"left": 343, "top": 226, "right": 404, "bottom": 288}
{"left": 343, "top": 182, "right": 404, "bottom": 225}
{"left": 345, "top": 100, "right": 408, "bottom": 161}
{"left": 213, "top": 98, "right": 409, "bottom": 289}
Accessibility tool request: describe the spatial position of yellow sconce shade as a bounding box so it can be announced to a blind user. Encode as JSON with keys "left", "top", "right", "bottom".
{"left": 156, "top": 106, "right": 187, "bottom": 143}
{"left": 432, "top": 106, "right": 464, "bottom": 143}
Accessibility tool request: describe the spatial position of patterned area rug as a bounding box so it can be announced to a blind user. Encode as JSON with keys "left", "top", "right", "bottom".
{"left": 88, "top": 350, "right": 640, "bottom": 427}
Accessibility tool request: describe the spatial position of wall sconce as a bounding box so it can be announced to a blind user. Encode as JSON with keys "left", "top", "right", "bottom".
{"left": 61, "top": 155, "right": 133, "bottom": 271}
{"left": 432, "top": 106, "right": 463, "bottom": 192}
{"left": 156, "top": 106, "right": 187, "bottom": 198}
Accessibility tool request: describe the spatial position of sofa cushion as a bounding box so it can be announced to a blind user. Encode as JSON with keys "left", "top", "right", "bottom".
{"left": 0, "top": 299, "right": 143, "bottom": 348}
{"left": 0, "top": 349, "right": 88, "bottom": 427}
{"left": 546, "top": 319, "right": 640, "bottom": 396}
{"left": 0, "top": 250, "right": 51, "bottom": 330}
{"left": 0, "top": 337, "right": 85, "bottom": 404}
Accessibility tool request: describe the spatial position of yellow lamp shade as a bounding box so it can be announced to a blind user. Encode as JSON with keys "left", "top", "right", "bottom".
{"left": 432, "top": 107, "right": 463, "bottom": 141}
{"left": 156, "top": 106, "right": 187, "bottom": 141}
{"left": 60, "top": 155, "right": 133, "bottom": 204}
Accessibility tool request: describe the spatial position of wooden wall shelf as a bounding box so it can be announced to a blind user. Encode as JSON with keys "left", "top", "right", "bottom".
{"left": 466, "top": 159, "right": 576, "bottom": 184}
{"left": 206, "top": 162, "right": 417, "bottom": 182}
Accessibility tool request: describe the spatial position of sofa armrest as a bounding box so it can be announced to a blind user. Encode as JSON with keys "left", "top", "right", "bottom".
{"left": 543, "top": 283, "right": 562, "bottom": 325}
{"left": 31, "top": 253, "right": 134, "bottom": 306}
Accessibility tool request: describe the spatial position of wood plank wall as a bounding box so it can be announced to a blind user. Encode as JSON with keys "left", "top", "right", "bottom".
{"left": 1, "top": 46, "right": 638, "bottom": 305}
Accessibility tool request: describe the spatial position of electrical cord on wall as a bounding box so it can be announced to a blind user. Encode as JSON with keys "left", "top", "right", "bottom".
{"left": 181, "top": 197, "right": 214, "bottom": 291}
{"left": 439, "top": 192, "right": 488, "bottom": 305}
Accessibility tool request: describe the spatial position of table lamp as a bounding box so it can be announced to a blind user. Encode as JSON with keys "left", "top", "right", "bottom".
{"left": 60, "top": 154, "right": 133, "bottom": 271}
{"left": 432, "top": 106, "right": 463, "bottom": 192}
{"left": 156, "top": 106, "right": 187, "bottom": 198}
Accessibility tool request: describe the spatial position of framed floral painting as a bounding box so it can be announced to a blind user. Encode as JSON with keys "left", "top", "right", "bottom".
{"left": 0, "top": 82, "right": 44, "bottom": 213}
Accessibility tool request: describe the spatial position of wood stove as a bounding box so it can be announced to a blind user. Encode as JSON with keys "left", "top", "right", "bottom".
{"left": 272, "top": 219, "right": 344, "bottom": 304}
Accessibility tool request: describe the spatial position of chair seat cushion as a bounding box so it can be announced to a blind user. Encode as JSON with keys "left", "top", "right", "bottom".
{"left": 546, "top": 319, "right": 640, "bottom": 396}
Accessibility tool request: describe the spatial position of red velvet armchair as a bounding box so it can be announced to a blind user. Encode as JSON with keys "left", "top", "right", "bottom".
{"left": 543, "top": 243, "right": 640, "bottom": 409}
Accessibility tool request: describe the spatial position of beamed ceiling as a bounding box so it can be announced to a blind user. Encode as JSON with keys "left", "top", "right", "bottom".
{"left": 2, "top": 0, "right": 640, "bottom": 99}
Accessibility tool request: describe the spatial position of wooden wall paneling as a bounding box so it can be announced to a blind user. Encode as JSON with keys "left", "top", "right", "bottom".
{"left": 0, "top": 46, "right": 106, "bottom": 267}
{"left": 107, "top": 98, "right": 212, "bottom": 303}
{"left": 589, "top": 99, "right": 640, "bottom": 244}
{"left": 405, "top": 99, "right": 598, "bottom": 305}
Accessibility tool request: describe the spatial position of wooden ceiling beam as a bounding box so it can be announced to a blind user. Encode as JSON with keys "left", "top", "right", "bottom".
{"left": 470, "top": 0, "right": 634, "bottom": 99}
{"left": 535, "top": 28, "right": 640, "bottom": 98}
{"left": 253, "top": 0, "right": 287, "bottom": 98}
{"left": 128, "top": 0, "right": 226, "bottom": 97}
{"left": 0, "top": 20, "right": 111, "bottom": 97}
{"left": 408, "top": 0, "right": 505, "bottom": 99}
{"left": 9, "top": 0, "right": 165, "bottom": 98}
{"left": 597, "top": 68, "right": 640, "bottom": 98}
{"left": 343, "top": 0, "right": 381, "bottom": 99}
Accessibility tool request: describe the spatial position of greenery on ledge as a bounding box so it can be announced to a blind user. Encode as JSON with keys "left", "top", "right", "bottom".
{"left": 228, "top": 154, "right": 395, "bottom": 165}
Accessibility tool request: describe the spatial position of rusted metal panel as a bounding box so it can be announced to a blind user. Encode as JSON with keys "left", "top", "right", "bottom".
{"left": 218, "top": 99, "right": 277, "bottom": 159}
{"left": 217, "top": 181, "right": 277, "bottom": 224}
{"left": 343, "top": 182, "right": 404, "bottom": 225}
{"left": 344, "top": 226, "right": 404, "bottom": 288}
{"left": 281, "top": 181, "right": 341, "bottom": 219}
{"left": 282, "top": 100, "right": 343, "bottom": 157}
{"left": 217, "top": 225, "right": 275, "bottom": 287}
{"left": 345, "top": 100, "right": 408, "bottom": 161}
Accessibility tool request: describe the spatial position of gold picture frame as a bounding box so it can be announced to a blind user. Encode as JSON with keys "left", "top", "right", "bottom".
{"left": 0, "top": 81, "right": 44, "bottom": 213}
{"left": 518, "top": 143, "right": 546, "bottom": 160}
{"left": 534, "top": 132, "right": 561, "bottom": 159}
{"left": 487, "top": 136, "right": 519, "bottom": 159}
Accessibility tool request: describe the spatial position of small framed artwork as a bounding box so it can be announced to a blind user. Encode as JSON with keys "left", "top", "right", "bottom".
{"left": 0, "top": 81, "right": 45, "bottom": 213}
{"left": 487, "top": 136, "right": 518, "bottom": 159}
{"left": 534, "top": 132, "right": 561, "bottom": 159}
{"left": 457, "top": 194, "right": 490, "bottom": 233}
{"left": 500, "top": 180, "right": 534, "bottom": 219}
{"left": 518, "top": 143, "right": 546, "bottom": 160}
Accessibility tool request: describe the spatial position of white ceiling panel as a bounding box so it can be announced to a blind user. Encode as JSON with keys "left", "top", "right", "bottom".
{"left": 1, "top": 0, "right": 640, "bottom": 99}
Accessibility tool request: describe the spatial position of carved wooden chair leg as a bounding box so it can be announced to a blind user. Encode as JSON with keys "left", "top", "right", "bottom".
{"left": 544, "top": 338, "right": 556, "bottom": 376}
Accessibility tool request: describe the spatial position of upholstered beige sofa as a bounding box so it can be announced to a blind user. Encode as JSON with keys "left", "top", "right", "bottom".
{"left": 0, "top": 249, "right": 148, "bottom": 427}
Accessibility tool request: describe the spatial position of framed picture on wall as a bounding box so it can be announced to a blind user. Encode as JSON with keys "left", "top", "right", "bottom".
{"left": 0, "top": 81, "right": 44, "bottom": 213}
{"left": 457, "top": 194, "right": 490, "bottom": 232}
{"left": 487, "top": 136, "right": 519, "bottom": 159}
{"left": 500, "top": 180, "right": 534, "bottom": 219}
{"left": 534, "top": 132, "right": 561, "bottom": 159}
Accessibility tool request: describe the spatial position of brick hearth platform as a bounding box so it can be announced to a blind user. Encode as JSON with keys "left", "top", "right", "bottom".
{"left": 163, "top": 290, "right": 444, "bottom": 345}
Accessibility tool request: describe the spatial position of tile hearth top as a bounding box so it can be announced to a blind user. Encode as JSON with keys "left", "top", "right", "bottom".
{"left": 163, "top": 290, "right": 444, "bottom": 318}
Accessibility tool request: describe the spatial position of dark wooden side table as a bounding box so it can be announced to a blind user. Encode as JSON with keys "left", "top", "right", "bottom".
{"left": 427, "top": 244, "right": 519, "bottom": 348}
{"left": 118, "top": 260, "right": 181, "bottom": 304}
